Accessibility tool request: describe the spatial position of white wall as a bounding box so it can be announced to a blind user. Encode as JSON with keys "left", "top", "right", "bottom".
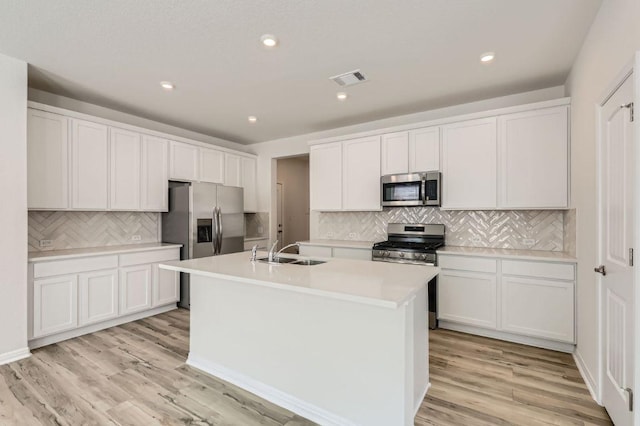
{"left": 0, "top": 53, "right": 29, "bottom": 363}
{"left": 252, "top": 86, "right": 565, "bottom": 244}
{"left": 28, "top": 88, "right": 252, "bottom": 154}
{"left": 276, "top": 157, "right": 310, "bottom": 247}
{"left": 564, "top": 0, "right": 640, "bottom": 402}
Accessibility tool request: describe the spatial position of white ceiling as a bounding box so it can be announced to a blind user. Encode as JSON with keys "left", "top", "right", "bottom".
{"left": 0, "top": 1, "right": 601, "bottom": 144}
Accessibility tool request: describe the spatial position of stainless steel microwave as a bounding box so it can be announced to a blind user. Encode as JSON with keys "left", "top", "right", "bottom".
{"left": 381, "top": 172, "right": 441, "bottom": 207}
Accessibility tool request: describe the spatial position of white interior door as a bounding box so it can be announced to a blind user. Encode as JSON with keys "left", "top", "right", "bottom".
{"left": 599, "top": 74, "right": 635, "bottom": 425}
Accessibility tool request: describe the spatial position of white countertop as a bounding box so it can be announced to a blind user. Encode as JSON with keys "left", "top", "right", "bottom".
{"left": 28, "top": 243, "right": 183, "bottom": 262}
{"left": 160, "top": 251, "right": 437, "bottom": 309}
{"left": 297, "top": 239, "right": 377, "bottom": 249}
{"left": 437, "top": 246, "right": 577, "bottom": 263}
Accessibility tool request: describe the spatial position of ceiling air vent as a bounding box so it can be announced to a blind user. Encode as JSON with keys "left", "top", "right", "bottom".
{"left": 329, "top": 69, "right": 368, "bottom": 87}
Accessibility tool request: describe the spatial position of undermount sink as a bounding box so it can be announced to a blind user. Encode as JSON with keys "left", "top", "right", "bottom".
{"left": 256, "top": 257, "right": 326, "bottom": 266}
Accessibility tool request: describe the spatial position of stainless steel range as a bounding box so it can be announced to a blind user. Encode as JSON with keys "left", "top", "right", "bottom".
{"left": 372, "top": 223, "right": 445, "bottom": 329}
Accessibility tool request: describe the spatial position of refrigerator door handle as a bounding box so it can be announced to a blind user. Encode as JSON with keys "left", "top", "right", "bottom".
{"left": 217, "top": 207, "right": 223, "bottom": 253}
{"left": 212, "top": 207, "right": 218, "bottom": 255}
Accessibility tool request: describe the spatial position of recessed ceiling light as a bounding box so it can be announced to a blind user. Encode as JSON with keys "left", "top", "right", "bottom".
{"left": 480, "top": 52, "right": 495, "bottom": 63}
{"left": 248, "top": 116, "right": 258, "bottom": 123}
{"left": 336, "top": 92, "right": 348, "bottom": 101}
{"left": 260, "top": 34, "right": 278, "bottom": 48}
{"left": 160, "top": 81, "right": 174, "bottom": 90}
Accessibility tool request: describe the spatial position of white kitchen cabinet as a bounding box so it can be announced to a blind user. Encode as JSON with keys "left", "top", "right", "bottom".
{"left": 501, "top": 276, "right": 574, "bottom": 343}
{"left": 152, "top": 263, "right": 179, "bottom": 307}
{"left": 381, "top": 131, "right": 409, "bottom": 175}
{"left": 78, "top": 269, "right": 119, "bottom": 326}
{"left": 441, "top": 117, "right": 497, "bottom": 209}
{"left": 33, "top": 275, "right": 78, "bottom": 338}
{"left": 71, "top": 119, "right": 109, "bottom": 209}
{"left": 224, "top": 153, "right": 242, "bottom": 187}
{"left": 27, "top": 109, "right": 69, "bottom": 209}
{"left": 109, "top": 127, "right": 141, "bottom": 210}
{"left": 119, "top": 264, "right": 152, "bottom": 315}
{"left": 498, "top": 106, "right": 569, "bottom": 209}
{"left": 169, "top": 141, "right": 199, "bottom": 181}
{"left": 438, "top": 270, "right": 497, "bottom": 329}
{"left": 310, "top": 142, "right": 342, "bottom": 211}
{"left": 342, "top": 136, "right": 381, "bottom": 211}
{"left": 409, "top": 127, "right": 440, "bottom": 172}
{"left": 200, "top": 147, "right": 225, "bottom": 184}
{"left": 241, "top": 156, "right": 257, "bottom": 212}
{"left": 141, "top": 135, "right": 168, "bottom": 211}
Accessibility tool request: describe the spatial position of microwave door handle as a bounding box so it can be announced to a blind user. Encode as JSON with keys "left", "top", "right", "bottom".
{"left": 422, "top": 178, "right": 427, "bottom": 205}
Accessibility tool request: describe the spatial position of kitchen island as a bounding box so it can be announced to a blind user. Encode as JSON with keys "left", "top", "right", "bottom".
{"left": 160, "top": 251, "right": 438, "bottom": 426}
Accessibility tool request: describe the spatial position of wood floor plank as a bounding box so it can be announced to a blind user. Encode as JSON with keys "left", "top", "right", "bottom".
{"left": 0, "top": 309, "right": 611, "bottom": 425}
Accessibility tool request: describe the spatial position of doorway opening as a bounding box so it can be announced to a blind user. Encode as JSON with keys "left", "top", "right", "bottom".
{"left": 275, "top": 155, "right": 310, "bottom": 253}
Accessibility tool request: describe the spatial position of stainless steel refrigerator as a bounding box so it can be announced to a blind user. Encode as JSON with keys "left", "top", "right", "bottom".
{"left": 162, "top": 182, "right": 244, "bottom": 308}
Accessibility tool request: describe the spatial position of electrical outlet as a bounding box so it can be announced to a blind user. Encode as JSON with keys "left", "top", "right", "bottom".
{"left": 522, "top": 238, "right": 536, "bottom": 246}
{"left": 39, "top": 239, "right": 53, "bottom": 248}
{"left": 131, "top": 235, "right": 142, "bottom": 241}
{"left": 326, "top": 232, "right": 334, "bottom": 238}
{"left": 348, "top": 232, "right": 357, "bottom": 239}
{"left": 470, "top": 236, "right": 482, "bottom": 244}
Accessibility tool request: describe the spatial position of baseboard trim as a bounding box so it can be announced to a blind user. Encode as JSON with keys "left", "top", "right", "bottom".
{"left": 438, "top": 321, "right": 576, "bottom": 353}
{"left": 28, "top": 304, "right": 177, "bottom": 349}
{"left": 573, "top": 349, "right": 600, "bottom": 405}
{"left": 414, "top": 382, "right": 431, "bottom": 417}
{"left": 0, "top": 347, "right": 31, "bottom": 366}
{"left": 187, "top": 354, "right": 358, "bottom": 426}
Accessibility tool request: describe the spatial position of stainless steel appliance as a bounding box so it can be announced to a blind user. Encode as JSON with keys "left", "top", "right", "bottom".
{"left": 372, "top": 223, "right": 445, "bottom": 329}
{"left": 381, "top": 171, "right": 441, "bottom": 207}
{"left": 162, "top": 181, "right": 244, "bottom": 308}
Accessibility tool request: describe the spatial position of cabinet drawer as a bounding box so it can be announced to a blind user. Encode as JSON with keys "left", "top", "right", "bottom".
{"left": 438, "top": 255, "right": 497, "bottom": 273}
{"left": 34, "top": 255, "right": 118, "bottom": 278}
{"left": 299, "top": 245, "right": 332, "bottom": 258}
{"left": 119, "top": 248, "right": 180, "bottom": 267}
{"left": 502, "top": 260, "right": 574, "bottom": 281}
{"left": 333, "top": 247, "right": 372, "bottom": 261}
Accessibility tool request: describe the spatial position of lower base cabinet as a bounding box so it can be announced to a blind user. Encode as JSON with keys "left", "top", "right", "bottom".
{"left": 437, "top": 254, "right": 576, "bottom": 346}
{"left": 29, "top": 247, "right": 180, "bottom": 343}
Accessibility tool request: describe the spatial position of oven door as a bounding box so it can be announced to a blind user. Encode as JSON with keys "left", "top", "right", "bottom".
{"left": 381, "top": 173, "right": 424, "bottom": 207}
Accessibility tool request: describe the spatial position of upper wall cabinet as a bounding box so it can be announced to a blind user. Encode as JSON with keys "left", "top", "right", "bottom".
{"left": 71, "top": 119, "right": 109, "bottom": 210}
{"left": 241, "top": 156, "right": 257, "bottom": 212}
{"left": 110, "top": 127, "right": 141, "bottom": 210}
{"left": 310, "top": 142, "right": 343, "bottom": 211}
{"left": 498, "top": 106, "right": 569, "bottom": 209}
{"left": 27, "top": 110, "right": 69, "bottom": 209}
{"left": 224, "top": 153, "right": 242, "bottom": 187}
{"left": 169, "top": 141, "right": 199, "bottom": 182}
{"left": 141, "top": 135, "right": 168, "bottom": 211}
{"left": 441, "top": 117, "right": 497, "bottom": 210}
{"left": 200, "top": 147, "right": 225, "bottom": 184}
{"left": 343, "top": 136, "right": 381, "bottom": 211}
{"left": 380, "top": 127, "right": 440, "bottom": 176}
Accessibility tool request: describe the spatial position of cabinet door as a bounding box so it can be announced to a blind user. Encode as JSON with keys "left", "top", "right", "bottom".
{"left": 498, "top": 106, "right": 569, "bottom": 208}
{"left": 79, "top": 269, "right": 118, "bottom": 326}
{"left": 33, "top": 275, "right": 78, "bottom": 338}
{"left": 71, "top": 119, "right": 109, "bottom": 209}
{"left": 310, "top": 142, "right": 342, "bottom": 211}
{"left": 27, "top": 109, "right": 69, "bottom": 209}
{"left": 381, "top": 131, "right": 409, "bottom": 175}
{"left": 119, "top": 265, "right": 152, "bottom": 315}
{"left": 152, "top": 263, "right": 179, "bottom": 307}
{"left": 169, "top": 141, "right": 199, "bottom": 181}
{"left": 343, "top": 136, "right": 381, "bottom": 211}
{"left": 441, "top": 117, "right": 497, "bottom": 209}
{"left": 110, "top": 127, "right": 141, "bottom": 210}
{"left": 438, "top": 270, "right": 497, "bottom": 329}
{"left": 225, "top": 153, "right": 242, "bottom": 187}
{"left": 501, "top": 276, "right": 574, "bottom": 342}
{"left": 241, "top": 157, "right": 257, "bottom": 212}
{"left": 409, "top": 127, "right": 440, "bottom": 172}
{"left": 141, "top": 135, "right": 168, "bottom": 211}
{"left": 200, "top": 147, "right": 225, "bottom": 184}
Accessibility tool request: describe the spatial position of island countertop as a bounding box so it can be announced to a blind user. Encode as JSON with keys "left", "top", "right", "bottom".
{"left": 160, "top": 251, "right": 438, "bottom": 309}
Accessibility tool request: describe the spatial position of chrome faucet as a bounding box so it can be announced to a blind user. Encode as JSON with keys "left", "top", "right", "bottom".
{"left": 250, "top": 244, "right": 258, "bottom": 262}
{"left": 267, "top": 240, "right": 279, "bottom": 262}
{"left": 274, "top": 243, "right": 300, "bottom": 261}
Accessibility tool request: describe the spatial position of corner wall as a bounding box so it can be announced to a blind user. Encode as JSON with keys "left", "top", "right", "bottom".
{"left": 0, "top": 53, "right": 29, "bottom": 363}
{"left": 564, "top": 0, "right": 640, "bottom": 401}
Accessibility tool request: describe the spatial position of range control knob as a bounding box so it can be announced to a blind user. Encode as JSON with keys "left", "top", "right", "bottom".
{"left": 384, "top": 251, "right": 390, "bottom": 257}
{"left": 399, "top": 252, "right": 405, "bottom": 258}
{"left": 420, "top": 254, "right": 427, "bottom": 260}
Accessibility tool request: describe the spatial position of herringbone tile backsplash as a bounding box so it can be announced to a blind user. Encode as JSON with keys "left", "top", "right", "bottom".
{"left": 317, "top": 208, "right": 567, "bottom": 251}
{"left": 29, "top": 211, "right": 160, "bottom": 251}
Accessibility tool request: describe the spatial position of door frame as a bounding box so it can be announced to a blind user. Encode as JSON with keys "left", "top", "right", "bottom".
{"left": 595, "top": 53, "right": 640, "bottom": 420}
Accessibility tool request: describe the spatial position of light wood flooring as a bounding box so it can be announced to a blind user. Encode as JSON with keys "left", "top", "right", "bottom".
{"left": 0, "top": 309, "right": 611, "bottom": 425}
